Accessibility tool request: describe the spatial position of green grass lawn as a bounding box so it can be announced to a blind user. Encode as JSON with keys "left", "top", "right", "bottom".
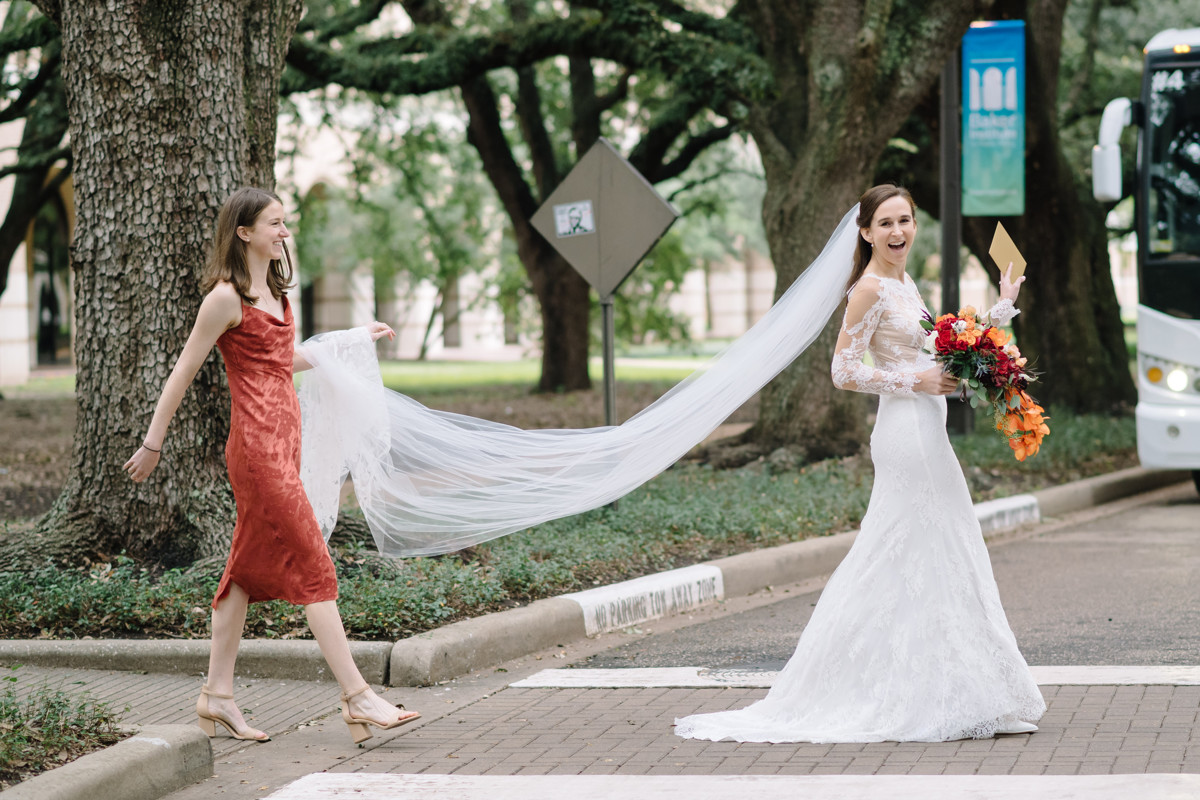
{"left": 7, "top": 358, "right": 704, "bottom": 399}
{"left": 378, "top": 357, "right": 702, "bottom": 394}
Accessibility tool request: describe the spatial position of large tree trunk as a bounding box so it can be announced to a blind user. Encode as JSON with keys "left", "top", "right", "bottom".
{"left": 741, "top": 0, "right": 985, "bottom": 457}
{"left": 11, "top": 0, "right": 303, "bottom": 567}
{"left": 460, "top": 73, "right": 593, "bottom": 393}
{"left": 961, "top": 0, "right": 1135, "bottom": 412}
{"left": 526, "top": 250, "right": 592, "bottom": 393}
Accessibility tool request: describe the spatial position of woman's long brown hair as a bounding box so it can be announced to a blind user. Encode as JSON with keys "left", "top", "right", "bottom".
{"left": 200, "top": 187, "right": 294, "bottom": 304}
{"left": 846, "top": 184, "right": 917, "bottom": 294}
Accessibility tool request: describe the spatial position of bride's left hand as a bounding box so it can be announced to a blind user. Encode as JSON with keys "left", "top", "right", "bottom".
{"left": 366, "top": 321, "right": 396, "bottom": 342}
{"left": 999, "top": 263, "right": 1025, "bottom": 302}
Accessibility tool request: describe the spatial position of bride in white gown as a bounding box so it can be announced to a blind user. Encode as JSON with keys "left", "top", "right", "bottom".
{"left": 673, "top": 185, "right": 1047, "bottom": 744}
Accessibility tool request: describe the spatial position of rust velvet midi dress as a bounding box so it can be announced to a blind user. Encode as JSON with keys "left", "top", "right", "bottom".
{"left": 211, "top": 297, "right": 339, "bottom": 608}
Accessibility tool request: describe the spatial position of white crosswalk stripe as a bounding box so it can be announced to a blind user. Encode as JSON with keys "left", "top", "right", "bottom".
{"left": 263, "top": 773, "right": 1200, "bottom": 799}
{"left": 509, "top": 665, "right": 1200, "bottom": 689}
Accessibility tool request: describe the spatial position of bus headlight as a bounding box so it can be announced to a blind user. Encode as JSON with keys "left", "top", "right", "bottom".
{"left": 1141, "top": 355, "right": 1200, "bottom": 394}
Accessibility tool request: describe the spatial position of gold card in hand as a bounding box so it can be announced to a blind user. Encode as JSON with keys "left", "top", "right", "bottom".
{"left": 988, "top": 222, "right": 1026, "bottom": 281}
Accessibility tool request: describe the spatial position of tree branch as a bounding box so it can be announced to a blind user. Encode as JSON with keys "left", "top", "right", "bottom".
{"left": 509, "top": 0, "right": 560, "bottom": 199}
{"left": 0, "top": 8, "right": 57, "bottom": 55}
{"left": 0, "top": 144, "right": 68, "bottom": 180}
{"left": 283, "top": 6, "right": 768, "bottom": 109}
{"left": 0, "top": 43, "right": 59, "bottom": 125}
{"left": 594, "top": 69, "right": 631, "bottom": 114}
{"left": 666, "top": 166, "right": 760, "bottom": 203}
{"left": 296, "top": 0, "right": 394, "bottom": 42}
{"left": 656, "top": 123, "right": 737, "bottom": 183}
{"left": 627, "top": 93, "right": 708, "bottom": 179}
{"left": 460, "top": 76, "right": 539, "bottom": 237}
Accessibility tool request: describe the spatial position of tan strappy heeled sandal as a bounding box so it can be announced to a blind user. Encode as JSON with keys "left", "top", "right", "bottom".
{"left": 340, "top": 685, "right": 421, "bottom": 744}
{"left": 196, "top": 684, "right": 270, "bottom": 742}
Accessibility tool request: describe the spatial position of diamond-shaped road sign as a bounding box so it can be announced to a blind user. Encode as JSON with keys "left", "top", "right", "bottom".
{"left": 531, "top": 138, "right": 678, "bottom": 298}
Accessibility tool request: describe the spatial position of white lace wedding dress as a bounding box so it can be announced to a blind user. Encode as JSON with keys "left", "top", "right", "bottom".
{"left": 674, "top": 273, "right": 1046, "bottom": 743}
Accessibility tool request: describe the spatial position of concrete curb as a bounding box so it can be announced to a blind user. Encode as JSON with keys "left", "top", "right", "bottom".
{"left": 0, "top": 467, "right": 1186, "bottom": 688}
{"left": 1, "top": 724, "right": 211, "bottom": 800}
{"left": 390, "top": 598, "right": 586, "bottom": 686}
{"left": 0, "top": 639, "right": 391, "bottom": 684}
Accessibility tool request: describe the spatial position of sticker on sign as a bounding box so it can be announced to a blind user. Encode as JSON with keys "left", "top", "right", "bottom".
{"left": 553, "top": 200, "right": 595, "bottom": 237}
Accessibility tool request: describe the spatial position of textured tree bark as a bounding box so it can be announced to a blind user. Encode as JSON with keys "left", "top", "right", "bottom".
{"left": 960, "top": 0, "right": 1136, "bottom": 412}
{"left": 740, "top": 0, "right": 986, "bottom": 458}
{"left": 12, "top": 0, "right": 303, "bottom": 567}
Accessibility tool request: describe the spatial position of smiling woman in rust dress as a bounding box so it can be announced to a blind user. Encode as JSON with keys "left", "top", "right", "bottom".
{"left": 124, "top": 187, "right": 420, "bottom": 745}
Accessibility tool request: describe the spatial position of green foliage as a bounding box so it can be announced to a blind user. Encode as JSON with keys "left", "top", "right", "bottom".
{"left": 607, "top": 230, "right": 695, "bottom": 349}
{"left": 287, "top": 94, "right": 501, "bottom": 358}
{"left": 0, "top": 678, "right": 125, "bottom": 790}
{"left": 603, "top": 135, "right": 769, "bottom": 351}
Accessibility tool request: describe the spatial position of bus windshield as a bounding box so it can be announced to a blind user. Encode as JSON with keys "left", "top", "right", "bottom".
{"left": 1145, "top": 62, "right": 1200, "bottom": 318}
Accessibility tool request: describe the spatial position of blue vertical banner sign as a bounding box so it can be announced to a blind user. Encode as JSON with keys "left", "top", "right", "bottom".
{"left": 961, "top": 21, "right": 1026, "bottom": 216}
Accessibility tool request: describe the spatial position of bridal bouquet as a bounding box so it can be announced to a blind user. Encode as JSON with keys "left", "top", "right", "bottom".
{"left": 921, "top": 307, "right": 1049, "bottom": 461}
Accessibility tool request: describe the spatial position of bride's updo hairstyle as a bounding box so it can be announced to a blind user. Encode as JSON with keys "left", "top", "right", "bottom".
{"left": 846, "top": 184, "right": 916, "bottom": 294}
{"left": 201, "top": 187, "right": 294, "bottom": 304}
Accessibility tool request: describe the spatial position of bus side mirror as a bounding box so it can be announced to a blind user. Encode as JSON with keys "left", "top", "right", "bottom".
{"left": 1093, "top": 145, "right": 1122, "bottom": 202}
{"left": 1093, "top": 97, "right": 1133, "bottom": 203}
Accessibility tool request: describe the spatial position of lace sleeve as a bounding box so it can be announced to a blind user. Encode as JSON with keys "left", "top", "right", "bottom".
{"left": 986, "top": 297, "right": 1019, "bottom": 325}
{"left": 831, "top": 278, "right": 918, "bottom": 396}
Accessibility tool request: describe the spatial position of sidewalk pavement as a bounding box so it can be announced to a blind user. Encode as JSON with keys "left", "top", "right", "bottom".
{"left": 2, "top": 473, "right": 1195, "bottom": 799}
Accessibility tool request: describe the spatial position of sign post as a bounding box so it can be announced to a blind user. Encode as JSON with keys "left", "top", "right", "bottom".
{"left": 961, "top": 20, "right": 1026, "bottom": 217}
{"left": 531, "top": 138, "right": 678, "bottom": 426}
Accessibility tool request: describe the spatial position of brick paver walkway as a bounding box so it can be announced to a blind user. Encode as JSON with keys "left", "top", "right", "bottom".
{"left": 338, "top": 684, "right": 1200, "bottom": 777}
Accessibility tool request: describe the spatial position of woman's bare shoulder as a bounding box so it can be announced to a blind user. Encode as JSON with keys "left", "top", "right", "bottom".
{"left": 200, "top": 281, "right": 243, "bottom": 328}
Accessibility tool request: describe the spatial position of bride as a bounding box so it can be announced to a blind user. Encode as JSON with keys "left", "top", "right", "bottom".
{"left": 673, "top": 185, "right": 1046, "bottom": 743}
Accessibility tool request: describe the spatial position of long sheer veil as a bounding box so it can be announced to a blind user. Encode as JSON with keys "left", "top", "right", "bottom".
{"left": 298, "top": 204, "right": 861, "bottom": 557}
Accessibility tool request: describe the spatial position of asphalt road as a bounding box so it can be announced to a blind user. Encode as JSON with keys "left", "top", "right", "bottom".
{"left": 581, "top": 482, "right": 1200, "bottom": 671}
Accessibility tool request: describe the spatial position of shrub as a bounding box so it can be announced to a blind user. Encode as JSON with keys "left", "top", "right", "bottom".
{"left": 0, "top": 676, "right": 126, "bottom": 790}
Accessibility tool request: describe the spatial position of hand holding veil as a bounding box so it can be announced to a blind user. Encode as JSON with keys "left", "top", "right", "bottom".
{"left": 298, "top": 205, "right": 861, "bottom": 557}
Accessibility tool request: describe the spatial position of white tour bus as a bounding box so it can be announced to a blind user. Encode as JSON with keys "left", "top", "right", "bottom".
{"left": 1093, "top": 28, "right": 1200, "bottom": 493}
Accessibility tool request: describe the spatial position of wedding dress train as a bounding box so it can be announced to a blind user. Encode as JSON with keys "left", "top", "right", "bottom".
{"left": 673, "top": 274, "right": 1046, "bottom": 743}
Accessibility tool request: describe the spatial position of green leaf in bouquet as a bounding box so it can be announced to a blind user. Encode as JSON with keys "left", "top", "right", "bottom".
{"left": 1008, "top": 392, "right": 1023, "bottom": 409}
{"left": 920, "top": 319, "right": 935, "bottom": 332}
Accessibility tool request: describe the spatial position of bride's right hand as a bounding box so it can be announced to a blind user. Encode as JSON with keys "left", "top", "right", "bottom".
{"left": 914, "top": 366, "right": 958, "bottom": 396}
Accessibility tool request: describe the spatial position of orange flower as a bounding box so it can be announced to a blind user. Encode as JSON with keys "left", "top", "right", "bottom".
{"left": 995, "top": 390, "right": 1050, "bottom": 462}
{"left": 984, "top": 327, "right": 1011, "bottom": 347}
{"left": 935, "top": 313, "right": 956, "bottom": 325}
{"left": 958, "top": 330, "right": 982, "bottom": 346}
{"left": 958, "top": 305, "right": 978, "bottom": 319}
